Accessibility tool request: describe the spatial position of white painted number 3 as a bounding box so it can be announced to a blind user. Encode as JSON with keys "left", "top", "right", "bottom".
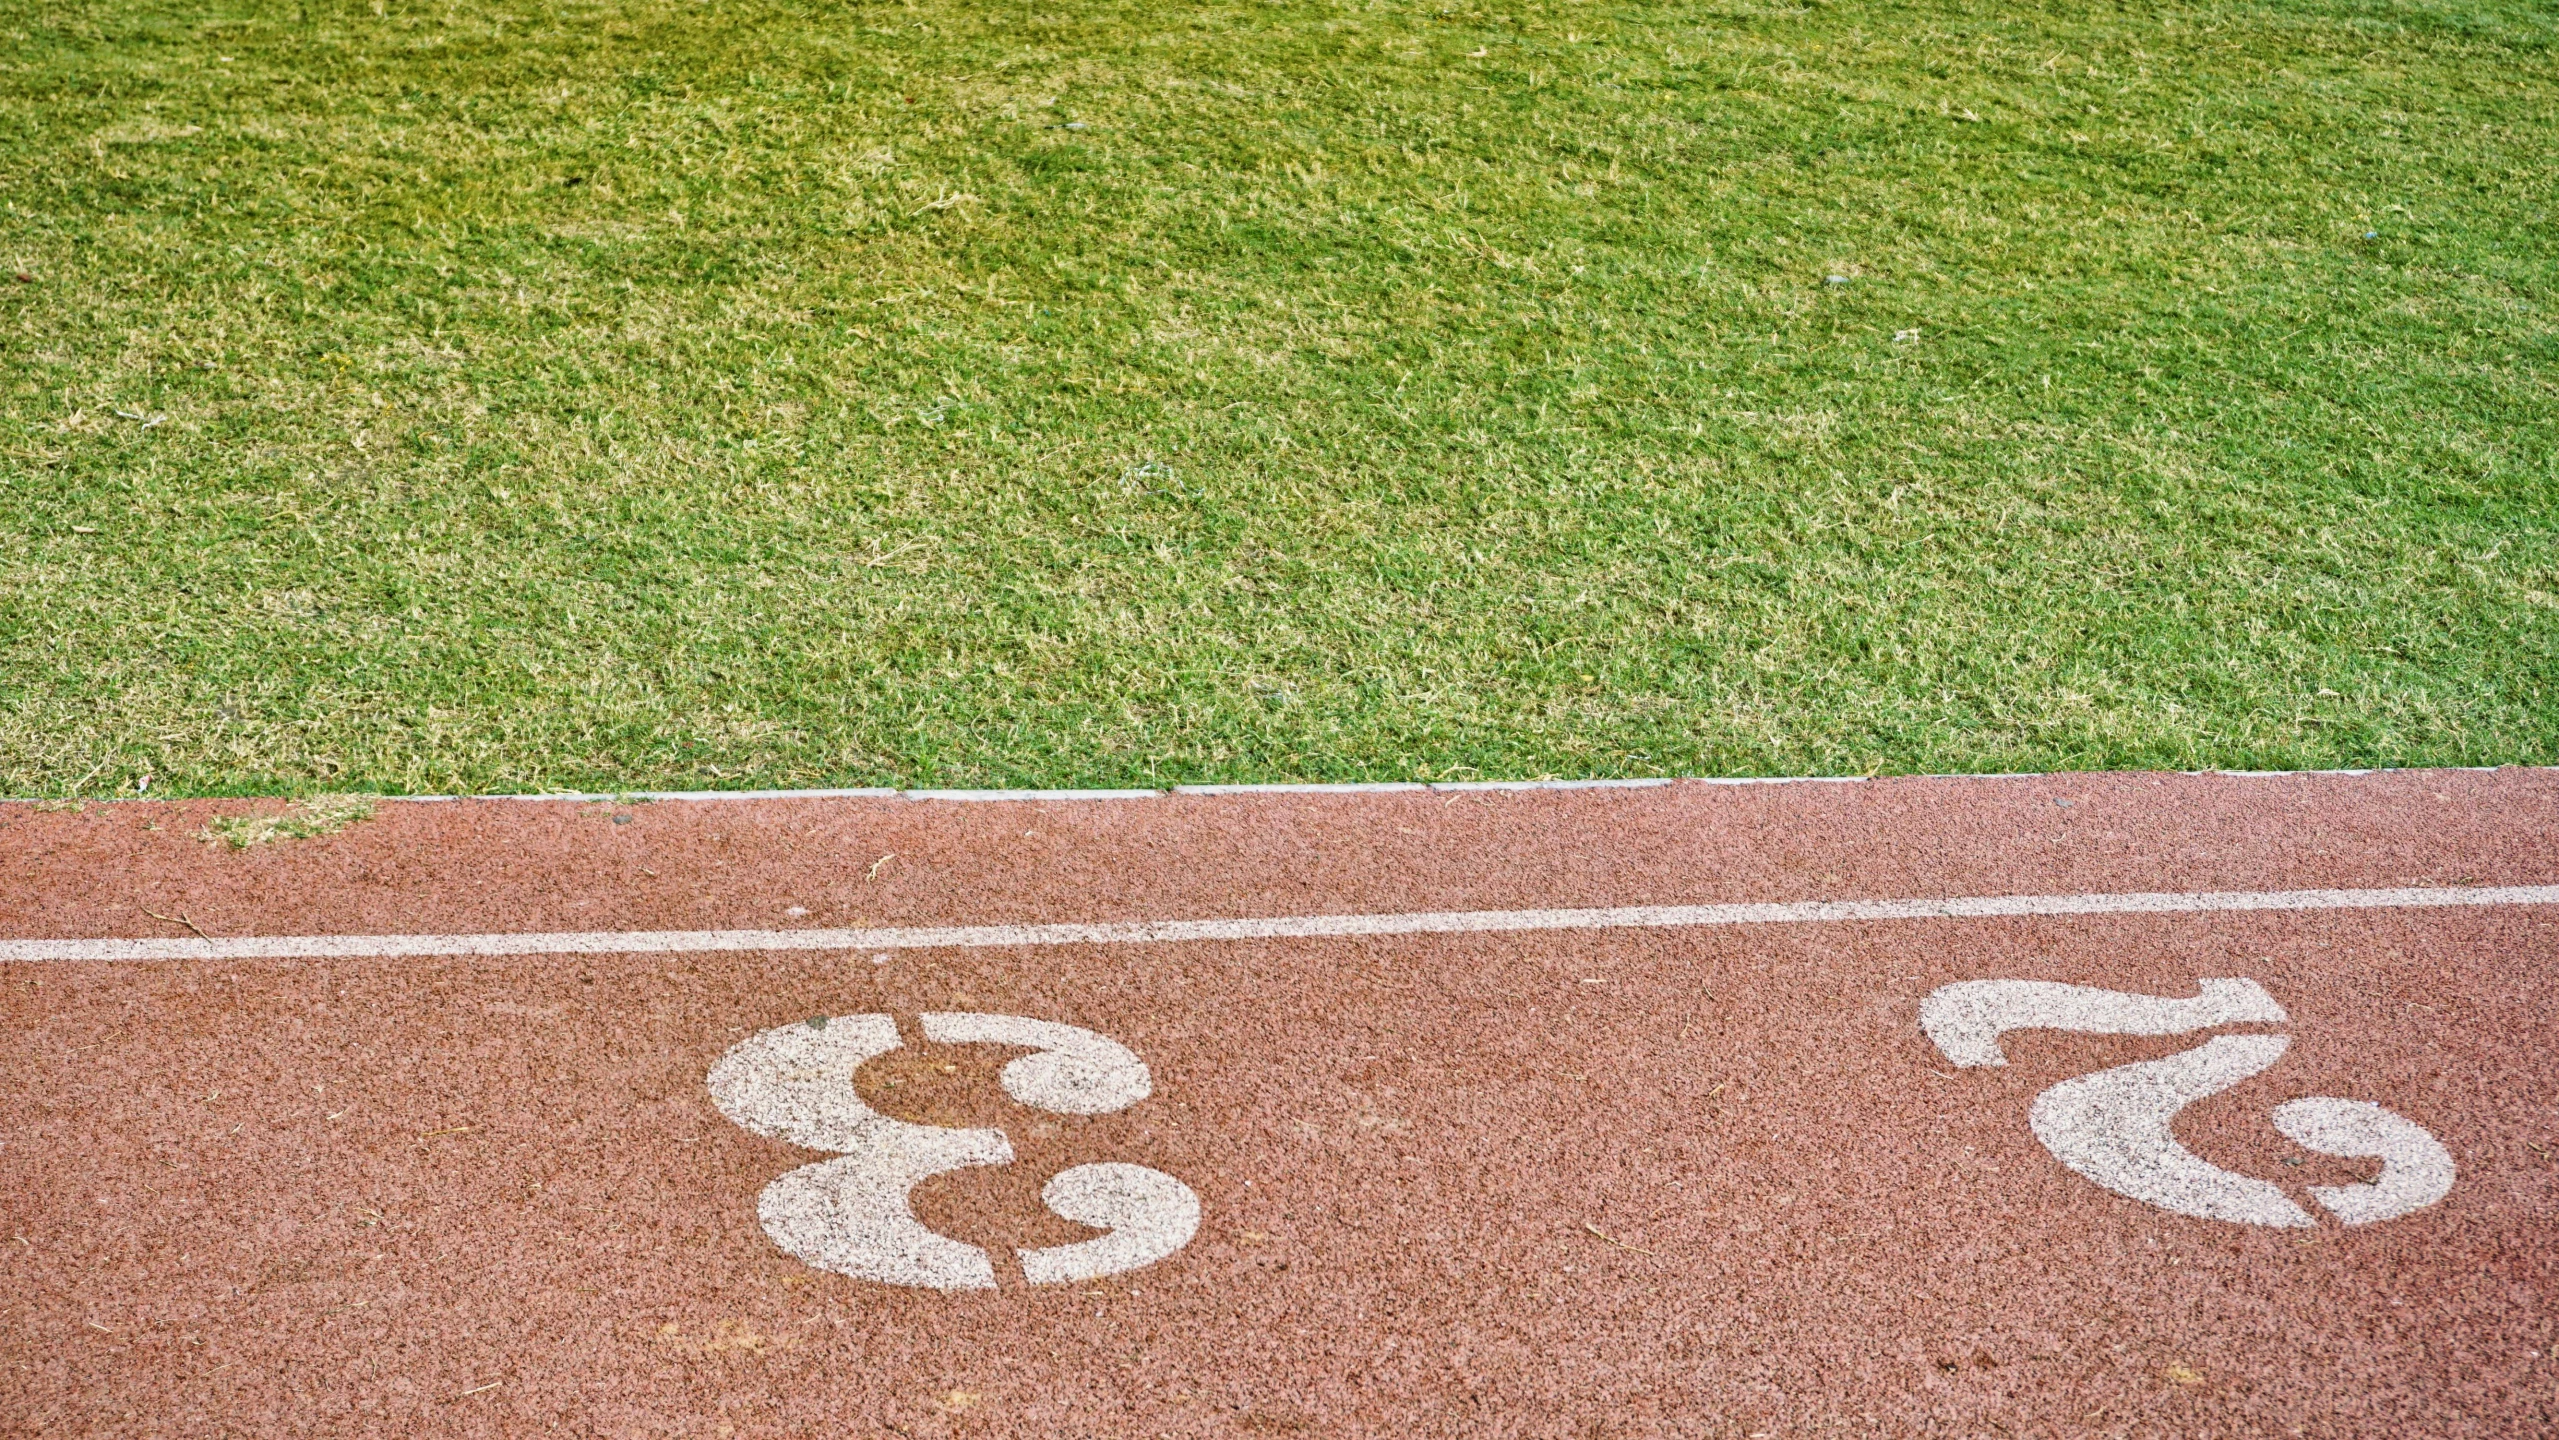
{"left": 707, "top": 1013, "right": 1199, "bottom": 1291}
{"left": 1922, "top": 979, "right": 2455, "bottom": 1228}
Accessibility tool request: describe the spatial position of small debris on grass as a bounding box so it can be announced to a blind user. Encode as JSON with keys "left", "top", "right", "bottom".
{"left": 1825, "top": 274, "right": 1851, "bottom": 284}
{"left": 203, "top": 794, "right": 378, "bottom": 849}
{"left": 12, "top": 273, "right": 32, "bottom": 283}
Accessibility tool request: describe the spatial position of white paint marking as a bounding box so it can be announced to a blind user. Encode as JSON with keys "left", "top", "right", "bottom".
{"left": 2271, "top": 1097, "right": 2457, "bottom": 1225}
{"left": 758, "top": 1136, "right": 1012, "bottom": 1292}
{"left": 709, "top": 1013, "right": 1195, "bottom": 1290}
{"left": 920, "top": 1013, "right": 1151, "bottom": 1115}
{"left": 708, "top": 1016, "right": 1013, "bottom": 1290}
{"left": 1926, "top": 977, "right": 2460, "bottom": 1227}
{"left": 1018, "top": 1163, "right": 1201, "bottom": 1285}
{"left": 10, "top": 884, "right": 2557, "bottom": 964}
{"left": 2028, "top": 1035, "right": 2315, "bottom": 1228}
{"left": 706, "top": 1014, "right": 909, "bottom": 1151}
{"left": 1921, "top": 978, "right": 2288, "bottom": 1068}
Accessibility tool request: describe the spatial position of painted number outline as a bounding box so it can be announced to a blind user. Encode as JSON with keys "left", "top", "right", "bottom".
{"left": 1922, "top": 978, "right": 2454, "bottom": 1227}
{"left": 708, "top": 1013, "right": 1199, "bottom": 1290}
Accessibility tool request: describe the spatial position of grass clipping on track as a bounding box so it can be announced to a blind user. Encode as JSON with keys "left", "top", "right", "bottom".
{"left": 2, "top": 0, "right": 2555, "bottom": 796}
{"left": 202, "top": 794, "right": 379, "bottom": 849}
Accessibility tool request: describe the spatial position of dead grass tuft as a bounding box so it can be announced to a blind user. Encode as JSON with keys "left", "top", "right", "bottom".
{"left": 202, "top": 794, "right": 380, "bottom": 849}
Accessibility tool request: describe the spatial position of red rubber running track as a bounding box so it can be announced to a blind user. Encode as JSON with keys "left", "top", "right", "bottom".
{"left": 3, "top": 768, "right": 2555, "bottom": 1436}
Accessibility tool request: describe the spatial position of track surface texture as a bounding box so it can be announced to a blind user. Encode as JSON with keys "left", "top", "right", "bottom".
{"left": 4, "top": 769, "right": 2556, "bottom": 1438}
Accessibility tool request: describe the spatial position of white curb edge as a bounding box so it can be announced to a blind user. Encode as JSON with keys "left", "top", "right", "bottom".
{"left": 7, "top": 766, "right": 2536, "bottom": 808}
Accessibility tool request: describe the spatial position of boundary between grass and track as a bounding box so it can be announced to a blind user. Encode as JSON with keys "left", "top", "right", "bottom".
{"left": 6, "top": 884, "right": 2555, "bottom": 964}
{"left": 6, "top": 766, "right": 2538, "bottom": 808}
{"left": 402, "top": 767, "right": 2498, "bottom": 803}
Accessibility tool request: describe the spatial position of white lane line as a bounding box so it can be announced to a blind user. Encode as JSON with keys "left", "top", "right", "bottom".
{"left": 6, "top": 884, "right": 2556, "bottom": 964}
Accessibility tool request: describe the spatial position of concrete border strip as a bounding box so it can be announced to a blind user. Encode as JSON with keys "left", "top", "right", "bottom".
{"left": 1172, "top": 782, "right": 1431, "bottom": 796}
{"left": 902, "top": 789, "right": 1166, "bottom": 802}
{"left": 7, "top": 884, "right": 2555, "bottom": 965}
{"left": 1428, "top": 778, "right": 1677, "bottom": 793}
{"left": 14, "top": 766, "right": 2527, "bottom": 808}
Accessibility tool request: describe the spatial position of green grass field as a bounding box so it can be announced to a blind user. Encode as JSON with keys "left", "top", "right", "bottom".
{"left": 3, "top": 0, "right": 2553, "bottom": 796}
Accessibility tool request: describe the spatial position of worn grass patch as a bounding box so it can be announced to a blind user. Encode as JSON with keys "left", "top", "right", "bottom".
{"left": 1, "top": 0, "right": 2553, "bottom": 794}
{"left": 201, "top": 793, "right": 379, "bottom": 847}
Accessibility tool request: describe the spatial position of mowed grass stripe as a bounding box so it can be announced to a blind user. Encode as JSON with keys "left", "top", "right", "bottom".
{"left": 1, "top": 0, "right": 2553, "bottom": 795}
